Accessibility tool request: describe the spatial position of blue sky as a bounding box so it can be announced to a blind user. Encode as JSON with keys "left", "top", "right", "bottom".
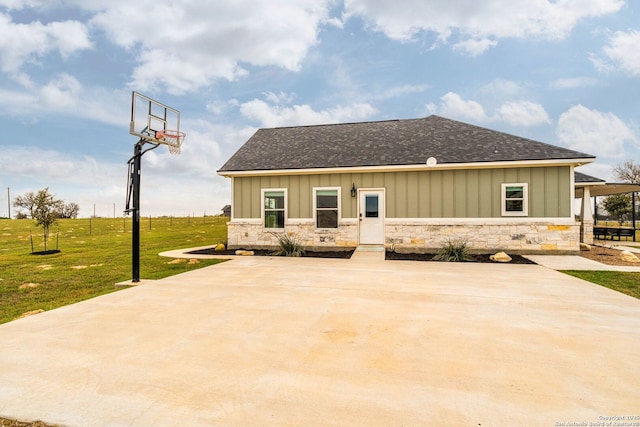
{"left": 1, "top": 0, "right": 638, "bottom": 218}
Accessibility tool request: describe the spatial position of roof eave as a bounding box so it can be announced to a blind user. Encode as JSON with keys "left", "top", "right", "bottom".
{"left": 217, "top": 157, "right": 596, "bottom": 177}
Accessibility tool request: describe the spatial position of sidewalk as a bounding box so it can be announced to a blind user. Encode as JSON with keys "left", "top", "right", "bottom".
{"left": 524, "top": 255, "right": 640, "bottom": 271}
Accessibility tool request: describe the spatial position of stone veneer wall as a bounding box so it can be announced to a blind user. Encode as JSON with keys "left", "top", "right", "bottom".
{"left": 580, "top": 220, "right": 594, "bottom": 245}
{"left": 227, "top": 219, "right": 580, "bottom": 254}
{"left": 385, "top": 221, "right": 580, "bottom": 254}
{"left": 227, "top": 219, "right": 358, "bottom": 251}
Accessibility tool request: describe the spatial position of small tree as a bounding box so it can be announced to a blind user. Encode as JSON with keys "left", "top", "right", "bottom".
{"left": 601, "top": 194, "right": 632, "bottom": 225}
{"left": 612, "top": 160, "right": 640, "bottom": 222}
{"left": 613, "top": 160, "right": 640, "bottom": 184}
{"left": 57, "top": 202, "right": 80, "bottom": 219}
{"left": 32, "top": 188, "right": 64, "bottom": 251}
{"left": 13, "top": 191, "right": 38, "bottom": 218}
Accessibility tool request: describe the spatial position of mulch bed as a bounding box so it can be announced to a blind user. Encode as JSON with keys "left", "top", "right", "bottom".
{"left": 580, "top": 245, "right": 640, "bottom": 266}
{"left": 187, "top": 248, "right": 355, "bottom": 259}
{"left": 189, "top": 247, "right": 536, "bottom": 264}
{"left": 189, "top": 245, "right": 640, "bottom": 266}
{"left": 385, "top": 252, "right": 536, "bottom": 264}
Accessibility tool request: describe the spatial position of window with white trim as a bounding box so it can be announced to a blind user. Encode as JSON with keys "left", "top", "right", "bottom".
{"left": 501, "top": 183, "right": 528, "bottom": 216}
{"left": 263, "top": 190, "right": 286, "bottom": 228}
{"left": 314, "top": 188, "right": 339, "bottom": 229}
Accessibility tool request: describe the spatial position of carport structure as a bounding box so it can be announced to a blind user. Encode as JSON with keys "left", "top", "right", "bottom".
{"left": 574, "top": 171, "right": 640, "bottom": 244}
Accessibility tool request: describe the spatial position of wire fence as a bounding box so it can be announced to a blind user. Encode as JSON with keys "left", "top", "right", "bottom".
{"left": 83, "top": 215, "right": 229, "bottom": 235}
{"left": 0, "top": 215, "right": 231, "bottom": 237}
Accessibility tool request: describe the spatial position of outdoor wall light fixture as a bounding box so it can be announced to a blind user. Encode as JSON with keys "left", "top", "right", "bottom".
{"left": 351, "top": 183, "right": 357, "bottom": 197}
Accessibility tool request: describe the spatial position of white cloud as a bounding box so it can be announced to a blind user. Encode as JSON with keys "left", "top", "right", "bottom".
{"left": 452, "top": 38, "right": 497, "bottom": 56}
{"left": 437, "top": 92, "right": 488, "bottom": 123}
{"left": 477, "top": 80, "right": 531, "bottom": 110}
{"left": 40, "top": 74, "right": 82, "bottom": 108}
{"left": 84, "top": 0, "right": 335, "bottom": 94}
{"left": 557, "top": 105, "right": 638, "bottom": 158}
{"left": 550, "top": 77, "right": 599, "bottom": 89}
{"left": 429, "top": 92, "right": 551, "bottom": 127}
{"left": 0, "top": 0, "right": 42, "bottom": 8}
{"left": 496, "top": 101, "right": 551, "bottom": 127}
{"left": 143, "top": 118, "right": 256, "bottom": 178}
{"left": 0, "top": 80, "right": 127, "bottom": 127}
{"left": 344, "top": 0, "right": 623, "bottom": 51}
{"left": 263, "top": 91, "right": 297, "bottom": 105}
{"left": 371, "top": 84, "right": 430, "bottom": 101}
{"left": 600, "top": 30, "right": 640, "bottom": 77}
{"left": 239, "top": 98, "right": 378, "bottom": 128}
{"left": 0, "top": 146, "right": 123, "bottom": 195}
{"left": 0, "top": 124, "right": 247, "bottom": 218}
{"left": 0, "top": 13, "right": 92, "bottom": 81}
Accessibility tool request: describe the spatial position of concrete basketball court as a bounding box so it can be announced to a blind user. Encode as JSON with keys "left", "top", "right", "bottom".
{"left": 1, "top": 253, "right": 639, "bottom": 426}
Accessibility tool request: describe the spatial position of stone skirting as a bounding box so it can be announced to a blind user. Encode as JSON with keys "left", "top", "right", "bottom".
{"left": 386, "top": 221, "right": 580, "bottom": 254}
{"left": 227, "top": 219, "right": 358, "bottom": 250}
{"left": 580, "top": 220, "right": 594, "bottom": 245}
{"left": 227, "top": 219, "right": 580, "bottom": 254}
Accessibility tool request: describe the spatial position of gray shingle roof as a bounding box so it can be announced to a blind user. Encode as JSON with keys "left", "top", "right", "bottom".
{"left": 218, "top": 115, "right": 595, "bottom": 173}
{"left": 574, "top": 171, "right": 605, "bottom": 183}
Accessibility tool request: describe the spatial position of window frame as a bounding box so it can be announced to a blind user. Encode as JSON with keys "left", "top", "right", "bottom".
{"left": 501, "top": 183, "right": 528, "bottom": 217}
{"left": 313, "top": 187, "right": 341, "bottom": 229}
{"left": 261, "top": 188, "right": 287, "bottom": 230}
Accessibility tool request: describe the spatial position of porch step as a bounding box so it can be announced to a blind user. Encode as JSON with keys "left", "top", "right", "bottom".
{"left": 355, "top": 245, "right": 385, "bottom": 252}
{"left": 351, "top": 245, "right": 386, "bottom": 262}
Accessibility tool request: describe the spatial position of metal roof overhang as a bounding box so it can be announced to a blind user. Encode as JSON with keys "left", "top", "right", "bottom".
{"left": 575, "top": 182, "right": 640, "bottom": 198}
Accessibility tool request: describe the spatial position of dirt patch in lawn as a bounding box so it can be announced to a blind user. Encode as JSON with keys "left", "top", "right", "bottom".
{"left": 580, "top": 245, "right": 640, "bottom": 266}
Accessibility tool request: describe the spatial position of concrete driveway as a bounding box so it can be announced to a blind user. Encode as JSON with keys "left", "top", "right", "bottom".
{"left": 1, "top": 255, "right": 639, "bottom": 426}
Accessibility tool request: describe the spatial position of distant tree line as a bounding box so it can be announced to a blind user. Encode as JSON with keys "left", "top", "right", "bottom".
{"left": 13, "top": 188, "right": 80, "bottom": 220}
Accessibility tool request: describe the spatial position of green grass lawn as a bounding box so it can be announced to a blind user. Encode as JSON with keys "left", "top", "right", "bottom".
{"left": 562, "top": 271, "right": 640, "bottom": 299}
{"left": 0, "top": 216, "right": 227, "bottom": 324}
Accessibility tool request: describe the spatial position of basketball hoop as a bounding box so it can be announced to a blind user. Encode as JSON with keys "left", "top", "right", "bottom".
{"left": 155, "top": 130, "right": 186, "bottom": 154}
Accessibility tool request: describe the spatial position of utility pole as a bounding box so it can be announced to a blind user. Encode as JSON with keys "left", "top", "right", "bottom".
{"left": 7, "top": 187, "right": 10, "bottom": 219}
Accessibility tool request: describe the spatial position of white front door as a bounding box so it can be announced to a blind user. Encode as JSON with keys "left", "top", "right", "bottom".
{"left": 359, "top": 190, "right": 385, "bottom": 245}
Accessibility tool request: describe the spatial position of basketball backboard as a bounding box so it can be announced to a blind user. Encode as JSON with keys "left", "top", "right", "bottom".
{"left": 130, "top": 91, "right": 181, "bottom": 146}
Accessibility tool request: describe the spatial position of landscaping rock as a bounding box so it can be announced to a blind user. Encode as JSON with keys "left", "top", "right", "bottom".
{"left": 489, "top": 252, "right": 512, "bottom": 263}
{"left": 235, "top": 250, "right": 255, "bottom": 256}
{"left": 580, "top": 243, "right": 591, "bottom": 251}
{"left": 214, "top": 243, "right": 226, "bottom": 252}
{"left": 620, "top": 250, "right": 640, "bottom": 263}
{"left": 167, "top": 258, "right": 187, "bottom": 264}
{"left": 187, "top": 258, "right": 200, "bottom": 265}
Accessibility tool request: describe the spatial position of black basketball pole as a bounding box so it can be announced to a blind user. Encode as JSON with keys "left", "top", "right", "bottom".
{"left": 126, "top": 139, "right": 160, "bottom": 283}
{"left": 132, "top": 141, "right": 142, "bottom": 282}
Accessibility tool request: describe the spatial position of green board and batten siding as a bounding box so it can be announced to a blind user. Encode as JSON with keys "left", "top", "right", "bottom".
{"left": 233, "top": 166, "right": 572, "bottom": 220}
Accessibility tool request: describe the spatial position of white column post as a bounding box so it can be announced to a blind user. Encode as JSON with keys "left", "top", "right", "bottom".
{"left": 580, "top": 186, "right": 593, "bottom": 244}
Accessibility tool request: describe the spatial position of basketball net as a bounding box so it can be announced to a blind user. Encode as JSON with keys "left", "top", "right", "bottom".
{"left": 155, "top": 130, "right": 185, "bottom": 155}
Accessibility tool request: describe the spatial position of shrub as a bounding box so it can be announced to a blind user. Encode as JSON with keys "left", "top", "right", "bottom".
{"left": 272, "top": 233, "right": 305, "bottom": 257}
{"left": 433, "top": 239, "right": 471, "bottom": 262}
